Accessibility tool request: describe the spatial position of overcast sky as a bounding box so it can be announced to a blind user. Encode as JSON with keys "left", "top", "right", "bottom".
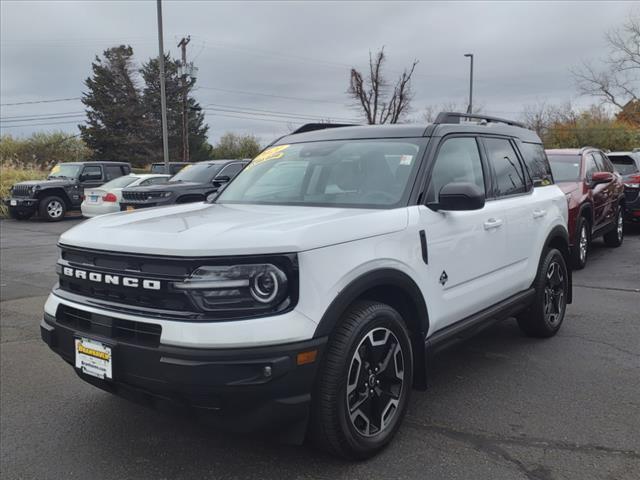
{"left": 0, "top": 0, "right": 635, "bottom": 144}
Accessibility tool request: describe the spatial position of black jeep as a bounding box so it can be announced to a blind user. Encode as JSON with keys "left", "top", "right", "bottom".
{"left": 4, "top": 161, "right": 131, "bottom": 221}
{"left": 120, "top": 159, "right": 247, "bottom": 211}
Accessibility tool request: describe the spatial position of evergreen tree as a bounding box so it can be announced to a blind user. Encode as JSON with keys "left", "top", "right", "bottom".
{"left": 79, "top": 45, "right": 147, "bottom": 166}
{"left": 140, "top": 54, "right": 210, "bottom": 162}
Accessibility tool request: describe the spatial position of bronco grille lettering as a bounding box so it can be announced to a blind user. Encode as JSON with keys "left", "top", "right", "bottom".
{"left": 61, "top": 267, "right": 161, "bottom": 290}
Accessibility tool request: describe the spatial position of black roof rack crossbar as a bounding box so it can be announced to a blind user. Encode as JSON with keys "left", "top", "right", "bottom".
{"left": 291, "top": 123, "right": 358, "bottom": 134}
{"left": 434, "top": 112, "right": 525, "bottom": 128}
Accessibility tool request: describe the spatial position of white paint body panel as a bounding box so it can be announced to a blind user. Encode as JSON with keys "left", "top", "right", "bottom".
{"left": 51, "top": 184, "right": 567, "bottom": 348}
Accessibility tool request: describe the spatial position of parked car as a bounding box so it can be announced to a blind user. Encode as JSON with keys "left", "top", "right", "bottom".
{"left": 150, "top": 162, "right": 192, "bottom": 175}
{"left": 4, "top": 161, "right": 131, "bottom": 222}
{"left": 606, "top": 150, "right": 640, "bottom": 223}
{"left": 546, "top": 148, "right": 625, "bottom": 269}
{"left": 81, "top": 174, "right": 170, "bottom": 218}
{"left": 120, "top": 159, "right": 248, "bottom": 211}
{"left": 42, "top": 113, "right": 572, "bottom": 459}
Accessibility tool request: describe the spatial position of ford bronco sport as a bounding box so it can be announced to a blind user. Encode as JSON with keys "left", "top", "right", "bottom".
{"left": 41, "top": 113, "right": 571, "bottom": 459}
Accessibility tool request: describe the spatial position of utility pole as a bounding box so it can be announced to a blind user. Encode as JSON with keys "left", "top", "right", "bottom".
{"left": 178, "top": 36, "right": 191, "bottom": 162}
{"left": 156, "top": 0, "right": 169, "bottom": 170}
{"left": 464, "top": 53, "right": 474, "bottom": 114}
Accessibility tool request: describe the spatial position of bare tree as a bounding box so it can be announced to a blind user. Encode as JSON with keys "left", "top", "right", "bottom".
{"left": 573, "top": 12, "right": 639, "bottom": 113}
{"left": 521, "top": 101, "right": 554, "bottom": 138}
{"left": 348, "top": 47, "right": 418, "bottom": 124}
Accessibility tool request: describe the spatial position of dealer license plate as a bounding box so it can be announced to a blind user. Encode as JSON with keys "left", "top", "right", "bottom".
{"left": 10, "top": 200, "right": 17, "bottom": 206}
{"left": 75, "top": 337, "right": 112, "bottom": 380}
{"left": 126, "top": 205, "right": 135, "bottom": 211}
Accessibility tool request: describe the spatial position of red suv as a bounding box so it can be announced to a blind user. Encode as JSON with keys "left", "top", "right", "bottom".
{"left": 546, "top": 148, "right": 625, "bottom": 269}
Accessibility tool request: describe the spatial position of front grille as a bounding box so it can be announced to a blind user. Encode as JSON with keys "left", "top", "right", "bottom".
{"left": 624, "top": 189, "right": 639, "bottom": 203}
{"left": 58, "top": 246, "right": 194, "bottom": 312}
{"left": 57, "top": 305, "right": 162, "bottom": 347}
{"left": 122, "top": 191, "right": 166, "bottom": 202}
{"left": 11, "top": 184, "right": 33, "bottom": 197}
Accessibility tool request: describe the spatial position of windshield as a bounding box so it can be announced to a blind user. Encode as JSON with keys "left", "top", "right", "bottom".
{"left": 170, "top": 163, "right": 221, "bottom": 182}
{"left": 99, "top": 175, "right": 138, "bottom": 189}
{"left": 217, "top": 139, "right": 424, "bottom": 208}
{"left": 548, "top": 155, "right": 581, "bottom": 182}
{"left": 608, "top": 155, "right": 639, "bottom": 175}
{"left": 48, "top": 163, "right": 81, "bottom": 179}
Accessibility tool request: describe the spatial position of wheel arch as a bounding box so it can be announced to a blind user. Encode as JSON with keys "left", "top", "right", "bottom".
{"left": 36, "top": 188, "right": 72, "bottom": 208}
{"left": 314, "top": 268, "right": 429, "bottom": 390}
{"left": 543, "top": 225, "right": 573, "bottom": 304}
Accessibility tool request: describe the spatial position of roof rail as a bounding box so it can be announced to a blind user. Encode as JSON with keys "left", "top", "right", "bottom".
{"left": 579, "top": 146, "right": 597, "bottom": 153}
{"left": 291, "top": 123, "right": 357, "bottom": 134}
{"left": 434, "top": 112, "right": 525, "bottom": 128}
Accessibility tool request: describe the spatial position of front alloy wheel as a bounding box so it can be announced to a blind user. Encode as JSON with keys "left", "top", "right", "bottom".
{"left": 543, "top": 261, "right": 566, "bottom": 327}
{"left": 310, "top": 301, "right": 413, "bottom": 459}
{"left": 346, "top": 328, "right": 405, "bottom": 437}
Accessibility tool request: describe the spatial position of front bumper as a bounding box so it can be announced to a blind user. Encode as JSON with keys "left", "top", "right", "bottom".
{"left": 623, "top": 188, "right": 640, "bottom": 222}
{"left": 41, "top": 309, "right": 326, "bottom": 433}
{"left": 3, "top": 197, "right": 38, "bottom": 212}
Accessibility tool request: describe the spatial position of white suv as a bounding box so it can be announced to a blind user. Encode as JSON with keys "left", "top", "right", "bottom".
{"left": 41, "top": 113, "right": 571, "bottom": 459}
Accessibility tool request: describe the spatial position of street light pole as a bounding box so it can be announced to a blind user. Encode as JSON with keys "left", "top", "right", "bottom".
{"left": 156, "top": 0, "right": 169, "bottom": 170}
{"left": 464, "top": 53, "right": 474, "bottom": 114}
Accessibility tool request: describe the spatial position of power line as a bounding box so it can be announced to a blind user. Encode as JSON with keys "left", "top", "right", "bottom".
{"left": 203, "top": 103, "right": 359, "bottom": 123}
{"left": 198, "top": 85, "right": 348, "bottom": 106}
{"left": 0, "top": 120, "right": 85, "bottom": 129}
{"left": 0, "top": 111, "right": 85, "bottom": 121}
{"left": 1, "top": 97, "right": 82, "bottom": 106}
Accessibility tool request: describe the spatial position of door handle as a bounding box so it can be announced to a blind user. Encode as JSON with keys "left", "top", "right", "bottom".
{"left": 483, "top": 218, "right": 503, "bottom": 230}
{"left": 532, "top": 209, "right": 547, "bottom": 219}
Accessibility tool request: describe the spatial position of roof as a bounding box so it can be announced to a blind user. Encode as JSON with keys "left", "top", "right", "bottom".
{"left": 545, "top": 149, "right": 583, "bottom": 155}
{"left": 275, "top": 121, "right": 541, "bottom": 144}
{"left": 64, "top": 161, "right": 131, "bottom": 165}
{"left": 607, "top": 151, "right": 640, "bottom": 157}
{"left": 131, "top": 173, "right": 171, "bottom": 178}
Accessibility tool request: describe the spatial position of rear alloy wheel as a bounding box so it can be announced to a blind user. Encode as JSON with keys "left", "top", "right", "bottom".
{"left": 518, "top": 248, "right": 568, "bottom": 338}
{"left": 570, "top": 217, "right": 589, "bottom": 270}
{"left": 39, "top": 196, "right": 66, "bottom": 222}
{"left": 310, "top": 301, "right": 413, "bottom": 459}
{"left": 603, "top": 206, "right": 624, "bottom": 247}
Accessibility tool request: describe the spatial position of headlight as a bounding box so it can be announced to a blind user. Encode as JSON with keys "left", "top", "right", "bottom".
{"left": 173, "top": 261, "right": 296, "bottom": 316}
{"left": 623, "top": 183, "right": 640, "bottom": 189}
{"left": 161, "top": 191, "right": 172, "bottom": 197}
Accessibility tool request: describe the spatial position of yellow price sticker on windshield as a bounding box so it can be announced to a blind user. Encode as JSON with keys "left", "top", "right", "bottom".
{"left": 253, "top": 145, "right": 290, "bottom": 164}
{"left": 50, "top": 165, "right": 61, "bottom": 174}
{"left": 180, "top": 164, "right": 193, "bottom": 171}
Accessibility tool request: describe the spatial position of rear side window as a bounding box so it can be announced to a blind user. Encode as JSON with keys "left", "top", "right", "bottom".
{"left": 608, "top": 155, "right": 640, "bottom": 175}
{"left": 519, "top": 142, "right": 553, "bottom": 186}
{"left": 483, "top": 138, "right": 527, "bottom": 197}
{"left": 104, "top": 165, "right": 125, "bottom": 181}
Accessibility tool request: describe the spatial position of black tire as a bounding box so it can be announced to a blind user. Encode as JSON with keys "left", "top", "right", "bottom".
{"left": 310, "top": 301, "right": 413, "bottom": 460}
{"left": 517, "top": 248, "right": 568, "bottom": 338}
{"left": 38, "top": 196, "right": 66, "bottom": 222}
{"left": 603, "top": 206, "right": 624, "bottom": 248}
{"left": 8, "top": 208, "right": 33, "bottom": 221}
{"left": 570, "top": 216, "right": 589, "bottom": 270}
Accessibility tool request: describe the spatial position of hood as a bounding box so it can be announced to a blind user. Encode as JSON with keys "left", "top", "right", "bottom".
{"left": 14, "top": 178, "right": 73, "bottom": 188}
{"left": 59, "top": 202, "right": 409, "bottom": 256}
{"left": 556, "top": 181, "right": 580, "bottom": 195}
{"left": 125, "top": 180, "right": 206, "bottom": 193}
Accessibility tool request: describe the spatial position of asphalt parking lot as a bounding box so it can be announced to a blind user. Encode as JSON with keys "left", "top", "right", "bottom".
{"left": 1, "top": 217, "right": 639, "bottom": 480}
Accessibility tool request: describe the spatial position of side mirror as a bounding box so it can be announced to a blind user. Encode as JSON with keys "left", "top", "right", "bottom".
{"left": 213, "top": 175, "right": 230, "bottom": 184}
{"left": 590, "top": 171, "right": 613, "bottom": 186}
{"left": 431, "top": 182, "right": 485, "bottom": 211}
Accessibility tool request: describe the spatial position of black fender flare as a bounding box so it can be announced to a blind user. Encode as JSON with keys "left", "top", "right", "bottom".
{"left": 37, "top": 188, "right": 73, "bottom": 208}
{"left": 313, "top": 268, "right": 429, "bottom": 389}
